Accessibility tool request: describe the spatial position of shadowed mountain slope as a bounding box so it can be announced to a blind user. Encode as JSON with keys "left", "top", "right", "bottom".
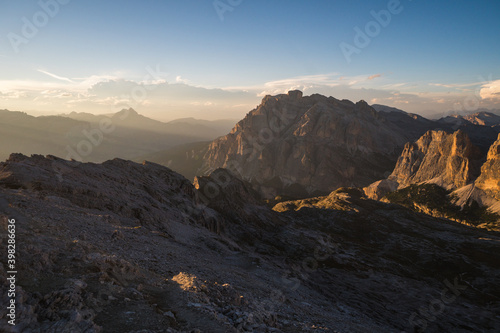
{"left": 0, "top": 154, "right": 499, "bottom": 332}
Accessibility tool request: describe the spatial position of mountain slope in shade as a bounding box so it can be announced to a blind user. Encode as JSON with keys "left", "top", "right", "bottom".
{"left": 371, "top": 104, "right": 407, "bottom": 114}
{"left": 64, "top": 108, "right": 233, "bottom": 139}
{"left": 202, "top": 91, "right": 440, "bottom": 198}
{"left": 1, "top": 154, "right": 500, "bottom": 332}
{"left": 166, "top": 117, "right": 238, "bottom": 136}
{"left": 133, "top": 141, "right": 210, "bottom": 181}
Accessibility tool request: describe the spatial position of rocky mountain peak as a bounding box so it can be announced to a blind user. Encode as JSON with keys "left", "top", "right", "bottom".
{"left": 202, "top": 92, "right": 430, "bottom": 198}
{"left": 388, "top": 130, "right": 483, "bottom": 190}
{"left": 200, "top": 91, "right": 500, "bottom": 201}
{"left": 463, "top": 111, "right": 500, "bottom": 126}
{"left": 287, "top": 89, "right": 303, "bottom": 99}
{"left": 476, "top": 133, "right": 500, "bottom": 200}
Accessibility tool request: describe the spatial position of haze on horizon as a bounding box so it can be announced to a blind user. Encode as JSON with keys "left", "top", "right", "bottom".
{"left": 1, "top": 0, "right": 499, "bottom": 121}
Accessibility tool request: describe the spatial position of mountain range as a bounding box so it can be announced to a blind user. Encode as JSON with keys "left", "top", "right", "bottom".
{"left": 199, "top": 91, "right": 500, "bottom": 198}
{"left": 0, "top": 108, "right": 235, "bottom": 163}
{"left": 1, "top": 92, "right": 500, "bottom": 331}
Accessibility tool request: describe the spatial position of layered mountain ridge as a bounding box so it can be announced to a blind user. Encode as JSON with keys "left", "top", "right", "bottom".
{"left": 0, "top": 108, "right": 232, "bottom": 163}
{"left": 201, "top": 91, "right": 500, "bottom": 198}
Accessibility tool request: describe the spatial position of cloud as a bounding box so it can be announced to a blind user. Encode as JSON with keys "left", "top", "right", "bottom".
{"left": 0, "top": 90, "right": 30, "bottom": 100}
{"left": 37, "top": 70, "right": 74, "bottom": 83}
{"left": 367, "top": 73, "right": 382, "bottom": 80}
{"left": 251, "top": 73, "right": 500, "bottom": 118}
{"left": 429, "top": 82, "right": 484, "bottom": 89}
{"left": 255, "top": 73, "right": 341, "bottom": 96}
{"left": 2, "top": 70, "right": 500, "bottom": 121}
{"left": 480, "top": 80, "right": 500, "bottom": 100}
{"left": 175, "top": 76, "right": 189, "bottom": 84}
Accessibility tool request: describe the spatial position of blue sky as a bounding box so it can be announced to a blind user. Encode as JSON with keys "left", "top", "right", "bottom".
{"left": 1, "top": 0, "right": 499, "bottom": 120}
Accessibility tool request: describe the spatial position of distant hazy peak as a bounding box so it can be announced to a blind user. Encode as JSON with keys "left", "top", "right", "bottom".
{"left": 114, "top": 108, "right": 139, "bottom": 117}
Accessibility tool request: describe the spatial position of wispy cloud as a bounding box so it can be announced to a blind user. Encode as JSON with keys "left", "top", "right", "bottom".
{"left": 37, "top": 69, "right": 74, "bottom": 83}
{"left": 429, "top": 81, "right": 486, "bottom": 89}
{"left": 368, "top": 73, "right": 382, "bottom": 80}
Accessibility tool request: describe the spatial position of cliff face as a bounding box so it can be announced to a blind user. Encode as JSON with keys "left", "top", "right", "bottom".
{"left": 202, "top": 91, "right": 429, "bottom": 198}
{"left": 364, "top": 130, "right": 500, "bottom": 226}
{"left": 476, "top": 134, "right": 500, "bottom": 200}
{"left": 388, "top": 130, "right": 483, "bottom": 190}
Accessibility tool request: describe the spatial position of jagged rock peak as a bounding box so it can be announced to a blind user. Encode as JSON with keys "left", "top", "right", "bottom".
{"left": 389, "top": 130, "right": 483, "bottom": 189}
{"left": 203, "top": 91, "right": 421, "bottom": 198}
{"left": 476, "top": 133, "right": 500, "bottom": 200}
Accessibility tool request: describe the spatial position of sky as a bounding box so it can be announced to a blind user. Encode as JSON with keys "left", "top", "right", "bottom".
{"left": 0, "top": 0, "right": 499, "bottom": 121}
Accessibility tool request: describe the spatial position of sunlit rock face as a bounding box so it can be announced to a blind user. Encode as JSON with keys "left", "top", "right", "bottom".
{"left": 203, "top": 91, "right": 433, "bottom": 198}
{"left": 388, "top": 130, "right": 483, "bottom": 190}
{"left": 476, "top": 133, "right": 500, "bottom": 200}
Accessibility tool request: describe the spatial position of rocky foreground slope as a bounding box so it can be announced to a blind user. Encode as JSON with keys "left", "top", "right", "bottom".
{"left": 1, "top": 154, "right": 500, "bottom": 332}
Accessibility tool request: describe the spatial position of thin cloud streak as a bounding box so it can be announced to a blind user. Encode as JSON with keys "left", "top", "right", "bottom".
{"left": 37, "top": 70, "right": 74, "bottom": 83}
{"left": 368, "top": 74, "right": 383, "bottom": 80}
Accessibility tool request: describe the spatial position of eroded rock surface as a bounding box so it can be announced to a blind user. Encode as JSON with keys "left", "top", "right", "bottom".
{"left": 0, "top": 154, "right": 499, "bottom": 332}
{"left": 202, "top": 91, "right": 431, "bottom": 198}
{"left": 476, "top": 134, "right": 500, "bottom": 201}
{"left": 389, "top": 130, "right": 483, "bottom": 190}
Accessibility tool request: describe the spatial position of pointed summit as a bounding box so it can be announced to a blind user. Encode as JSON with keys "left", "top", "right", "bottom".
{"left": 114, "top": 108, "right": 138, "bottom": 118}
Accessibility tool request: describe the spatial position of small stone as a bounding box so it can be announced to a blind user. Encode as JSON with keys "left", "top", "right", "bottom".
{"left": 163, "top": 311, "right": 176, "bottom": 320}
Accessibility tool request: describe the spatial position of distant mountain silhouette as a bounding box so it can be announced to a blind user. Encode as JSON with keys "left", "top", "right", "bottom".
{"left": 0, "top": 108, "right": 233, "bottom": 162}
